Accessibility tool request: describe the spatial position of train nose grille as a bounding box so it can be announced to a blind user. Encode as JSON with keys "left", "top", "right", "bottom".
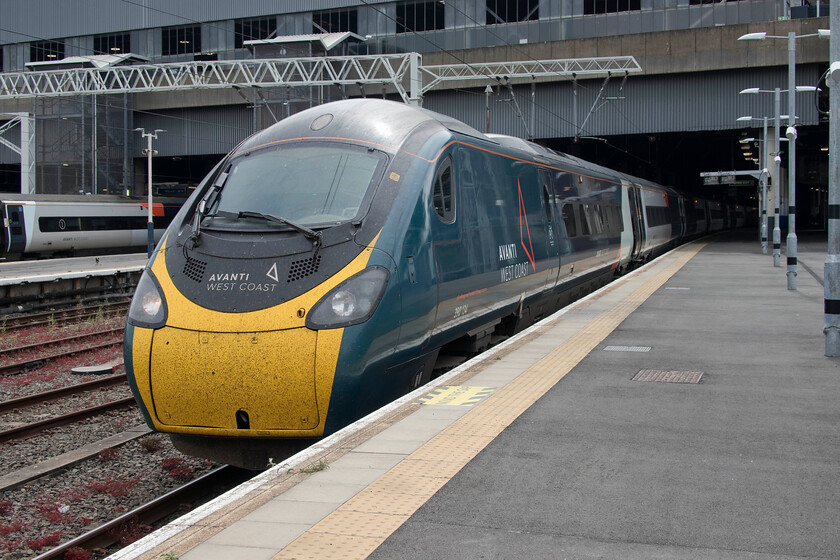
{"left": 183, "top": 256, "right": 207, "bottom": 283}
{"left": 287, "top": 255, "right": 321, "bottom": 282}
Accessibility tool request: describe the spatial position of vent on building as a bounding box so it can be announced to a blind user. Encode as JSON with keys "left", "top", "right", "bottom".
{"left": 287, "top": 255, "right": 321, "bottom": 282}
{"left": 183, "top": 256, "right": 207, "bottom": 283}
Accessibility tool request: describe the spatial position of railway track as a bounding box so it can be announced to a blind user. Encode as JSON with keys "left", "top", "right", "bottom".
{"left": 0, "top": 396, "right": 136, "bottom": 444}
{"left": 0, "top": 301, "right": 130, "bottom": 333}
{"left": 0, "top": 261, "right": 235, "bottom": 560}
{"left": 0, "top": 327, "right": 124, "bottom": 375}
{"left": 0, "top": 373, "right": 126, "bottom": 415}
{"left": 29, "top": 466, "right": 253, "bottom": 560}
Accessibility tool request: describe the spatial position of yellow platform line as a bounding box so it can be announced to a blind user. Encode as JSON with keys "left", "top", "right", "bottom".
{"left": 271, "top": 243, "right": 705, "bottom": 560}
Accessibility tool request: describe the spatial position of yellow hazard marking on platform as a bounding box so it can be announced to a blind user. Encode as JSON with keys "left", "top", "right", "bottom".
{"left": 416, "top": 385, "right": 496, "bottom": 406}
{"left": 270, "top": 243, "right": 706, "bottom": 560}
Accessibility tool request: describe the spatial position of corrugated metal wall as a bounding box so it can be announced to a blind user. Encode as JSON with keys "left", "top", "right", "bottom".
{"left": 422, "top": 65, "right": 823, "bottom": 141}
{"left": 0, "top": 0, "right": 782, "bottom": 52}
{"left": 134, "top": 106, "right": 253, "bottom": 157}
{"left": 120, "top": 64, "right": 823, "bottom": 159}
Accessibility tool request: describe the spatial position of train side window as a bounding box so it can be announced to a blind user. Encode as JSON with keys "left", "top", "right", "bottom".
{"left": 542, "top": 185, "right": 552, "bottom": 222}
{"left": 561, "top": 204, "right": 577, "bottom": 237}
{"left": 539, "top": 169, "right": 553, "bottom": 222}
{"left": 433, "top": 156, "right": 456, "bottom": 223}
{"left": 599, "top": 204, "right": 609, "bottom": 232}
{"left": 578, "top": 204, "right": 591, "bottom": 236}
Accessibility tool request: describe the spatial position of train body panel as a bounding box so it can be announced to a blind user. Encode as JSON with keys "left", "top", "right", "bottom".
{"left": 123, "top": 99, "right": 742, "bottom": 469}
{"left": 0, "top": 194, "right": 182, "bottom": 258}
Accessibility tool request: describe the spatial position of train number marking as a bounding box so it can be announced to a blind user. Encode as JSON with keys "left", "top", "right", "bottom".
{"left": 454, "top": 304, "right": 469, "bottom": 319}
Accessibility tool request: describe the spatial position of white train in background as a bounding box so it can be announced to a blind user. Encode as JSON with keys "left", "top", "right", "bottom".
{"left": 0, "top": 194, "right": 183, "bottom": 260}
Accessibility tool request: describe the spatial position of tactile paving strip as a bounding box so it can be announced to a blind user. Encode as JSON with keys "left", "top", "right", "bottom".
{"left": 271, "top": 243, "right": 706, "bottom": 560}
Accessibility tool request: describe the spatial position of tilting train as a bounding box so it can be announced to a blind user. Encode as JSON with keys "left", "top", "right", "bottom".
{"left": 0, "top": 194, "right": 183, "bottom": 260}
{"left": 124, "top": 99, "right": 746, "bottom": 468}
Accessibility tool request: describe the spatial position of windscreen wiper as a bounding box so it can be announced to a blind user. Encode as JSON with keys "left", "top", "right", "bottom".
{"left": 237, "top": 210, "right": 323, "bottom": 253}
{"left": 188, "top": 171, "right": 227, "bottom": 248}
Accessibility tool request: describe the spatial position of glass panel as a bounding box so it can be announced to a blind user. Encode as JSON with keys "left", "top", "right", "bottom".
{"left": 206, "top": 143, "right": 385, "bottom": 228}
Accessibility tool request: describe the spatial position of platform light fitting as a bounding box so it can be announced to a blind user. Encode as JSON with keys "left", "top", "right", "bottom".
{"left": 830, "top": 61, "right": 840, "bottom": 85}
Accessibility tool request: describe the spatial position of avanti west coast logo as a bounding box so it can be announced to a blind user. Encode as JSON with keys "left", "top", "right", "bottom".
{"left": 205, "top": 263, "right": 279, "bottom": 292}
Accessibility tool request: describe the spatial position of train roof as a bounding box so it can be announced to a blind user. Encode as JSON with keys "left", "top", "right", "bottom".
{"left": 234, "top": 98, "right": 496, "bottom": 156}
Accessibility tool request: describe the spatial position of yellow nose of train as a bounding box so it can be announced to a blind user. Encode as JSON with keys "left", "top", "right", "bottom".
{"left": 126, "top": 235, "right": 377, "bottom": 439}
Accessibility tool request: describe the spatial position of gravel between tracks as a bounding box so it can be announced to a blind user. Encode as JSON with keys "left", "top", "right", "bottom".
{"left": 1, "top": 316, "right": 222, "bottom": 559}
{"left": 0, "top": 435, "right": 218, "bottom": 559}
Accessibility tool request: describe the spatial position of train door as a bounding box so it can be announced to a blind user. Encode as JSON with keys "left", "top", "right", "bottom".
{"left": 626, "top": 184, "right": 645, "bottom": 261}
{"left": 430, "top": 148, "right": 485, "bottom": 346}
{"left": 539, "top": 168, "right": 563, "bottom": 289}
{"left": 1, "top": 203, "right": 27, "bottom": 254}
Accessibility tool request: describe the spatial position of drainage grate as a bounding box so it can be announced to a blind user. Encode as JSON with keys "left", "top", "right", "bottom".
{"left": 632, "top": 369, "right": 704, "bottom": 384}
{"left": 604, "top": 345, "right": 651, "bottom": 353}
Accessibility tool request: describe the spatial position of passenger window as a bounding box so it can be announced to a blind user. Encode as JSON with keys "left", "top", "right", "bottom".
{"left": 561, "top": 204, "right": 577, "bottom": 237}
{"left": 433, "top": 156, "right": 455, "bottom": 223}
{"left": 579, "top": 205, "right": 591, "bottom": 236}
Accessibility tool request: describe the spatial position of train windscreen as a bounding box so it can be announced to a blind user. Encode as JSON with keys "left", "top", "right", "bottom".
{"left": 204, "top": 142, "right": 386, "bottom": 229}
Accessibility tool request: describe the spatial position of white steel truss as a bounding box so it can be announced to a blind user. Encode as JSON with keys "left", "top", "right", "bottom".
{"left": 0, "top": 54, "right": 642, "bottom": 104}
{"left": 0, "top": 54, "right": 422, "bottom": 103}
{"left": 419, "top": 56, "right": 642, "bottom": 94}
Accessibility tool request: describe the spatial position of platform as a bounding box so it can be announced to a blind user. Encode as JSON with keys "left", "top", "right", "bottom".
{"left": 110, "top": 231, "right": 840, "bottom": 560}
{"left": 0, "top": 253, "right": 147, "bottom": 286}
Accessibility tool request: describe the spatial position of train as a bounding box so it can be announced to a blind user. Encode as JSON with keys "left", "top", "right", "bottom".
{"left": 0, "top": 194, "right": 184, "bottom": 260}
{"left": 124, "top": 98, "right": 749, "bottom": 469}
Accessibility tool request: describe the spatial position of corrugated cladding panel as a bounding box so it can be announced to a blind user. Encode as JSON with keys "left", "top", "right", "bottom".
{"left": 0, "top": 0, "right": 783, "bottom": 47}
{"left": 423, "top": 65, "right": 822, "bottom": 140}
{"left": 134, "top": 105, "right": 252, "bottom": 157}
{"left": 0, "top": 0, "right": 394, "bottom": 44}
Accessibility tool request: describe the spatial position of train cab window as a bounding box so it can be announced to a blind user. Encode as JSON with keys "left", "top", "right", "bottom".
{"left": 433, "top": 156, "right": 456, "bottom": 223}
{"left": 561, "top": 204, "right": 576, "bottom": 237}
{"left": 204, "top": 142, "right": 386, "bottom": 229}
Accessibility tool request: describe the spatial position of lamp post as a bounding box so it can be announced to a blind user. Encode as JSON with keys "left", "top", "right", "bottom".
{"left": 826, "top": 9, "right": 840, "bottom": 356}
{"left": 739, "top": 85, "right": 818, "bottom": 273}
{"left": 739, "top": 29, "right": 829, "bottom": 289}
{"left": 134, "top": 128, "right": 164, "bottom": 258}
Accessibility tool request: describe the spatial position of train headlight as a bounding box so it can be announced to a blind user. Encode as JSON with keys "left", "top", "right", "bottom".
{"left": 128, "top": 270, "right": 168, "bottom": 328}
{"left": 306, "top": 267, "right": 389, "bottom": 329}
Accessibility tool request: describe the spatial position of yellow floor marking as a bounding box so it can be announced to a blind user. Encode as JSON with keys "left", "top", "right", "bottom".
{"left": 416, "top": 385, "right": 497, "bottom": 406}
{"left": 271, "top": 243, "right": 705, "bottom": 560}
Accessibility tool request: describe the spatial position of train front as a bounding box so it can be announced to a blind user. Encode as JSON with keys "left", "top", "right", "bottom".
{"left": 124, "top": 100, "right": 422, "bottom": 468}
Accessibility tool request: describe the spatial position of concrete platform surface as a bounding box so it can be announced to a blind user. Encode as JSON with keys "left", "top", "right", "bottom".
{"left": 110, "top": 231, "right": 840, "bottom": 560}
